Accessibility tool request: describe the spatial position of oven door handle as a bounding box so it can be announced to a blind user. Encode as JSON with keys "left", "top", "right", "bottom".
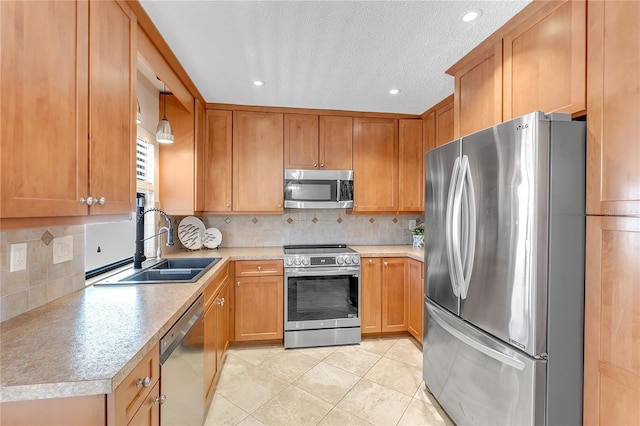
{"left": 285, "top": 268, "right": 360, "bottom": 277}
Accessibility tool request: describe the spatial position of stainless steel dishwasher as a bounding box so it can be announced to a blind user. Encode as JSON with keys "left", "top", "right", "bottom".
{"left": 159, "top": 295, "right": 205, "bottom": 426}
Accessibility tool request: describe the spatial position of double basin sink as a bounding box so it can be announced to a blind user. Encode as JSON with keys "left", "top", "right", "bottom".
{"left": 94, "top": 257, "right": 220, "bottom": 285}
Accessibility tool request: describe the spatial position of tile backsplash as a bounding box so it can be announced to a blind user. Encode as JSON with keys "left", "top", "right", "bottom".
{"left": 168, "top": 210, "right": 423, "bottom": 250}
{"left": 1, "top": 225, "right": 85, "bottom": 322}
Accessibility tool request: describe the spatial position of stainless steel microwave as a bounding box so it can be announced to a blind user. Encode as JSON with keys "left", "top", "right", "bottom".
{"left": 284, "top": 169, "right": 354, "bottom": 209}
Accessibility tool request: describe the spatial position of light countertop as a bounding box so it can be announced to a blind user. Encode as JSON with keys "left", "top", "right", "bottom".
{"left": 0, "top": 245, "right": 422, "bottom": 402}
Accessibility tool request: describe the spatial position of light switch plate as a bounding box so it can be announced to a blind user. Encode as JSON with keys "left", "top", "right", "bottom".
{"left": 53, "top": 236, "right": 73, "bottom": 264}
{"left": 10, "top": 243, "right": 28, "bottom": 272}
{"left": 409, "top": 219, "right": 417, "bottom": 230}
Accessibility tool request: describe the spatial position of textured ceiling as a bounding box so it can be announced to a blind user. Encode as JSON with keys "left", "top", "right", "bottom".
{"left": 140, "top": 0, "right": 531, "bottom": 115}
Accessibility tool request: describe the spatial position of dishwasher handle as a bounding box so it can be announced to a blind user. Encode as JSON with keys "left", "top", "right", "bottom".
{"left": 160, "top": 295, "right": 203, "bottom": 364}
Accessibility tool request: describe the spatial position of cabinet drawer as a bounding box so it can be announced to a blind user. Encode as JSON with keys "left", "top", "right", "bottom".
{"left": 109, "top": 343, "right": 159, "bottom": 426}
{"left": 235, "top": 260, "right": 283, "bottom": 277}
{"left": 204, "top": 262, "right": 230, "bottom": 309}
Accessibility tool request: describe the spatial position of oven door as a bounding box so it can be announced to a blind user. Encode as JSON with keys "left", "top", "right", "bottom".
{"left": 284, "top": 267, "right": 360, "bottom": 331}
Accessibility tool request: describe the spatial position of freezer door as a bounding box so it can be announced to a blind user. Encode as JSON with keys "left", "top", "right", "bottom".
{"left": 425, "top": 140, "right": 461, "bottom": 315}
{"left": 423, "top": 301, "right": 546, "bottom": 426}
{"left": 459, "top": 112, "right": 550, "bottom": 357}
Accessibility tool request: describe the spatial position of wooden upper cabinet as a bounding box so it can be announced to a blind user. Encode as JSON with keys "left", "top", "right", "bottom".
{"left": 203, "top": 110, "right": 233, "bottom": 212}
{"left": 0, "top": 0, "right": 135, "bottom": 221}
{"left": 434, "top": 95, "right": 454, "bottom": 147}
{"left": 319, "top": 115, "right": 353, "bottom": 170}
{"left": 1, "top": 1, "right": 89, "bottom": 219}
{"left": 233, "top": 111, "right": 284, "bottom": 213}
{"left": 398, "top": 119, "right": 424, "bottom": 212}
{"left": 353, "top": 117, "right": 398, "bottom": 213}
{"left": 449, "top": 41, "right": 503, "bottom": 138}
{"left": 503, "top": 0, "right": 586, "bottom": 120}
{"left": 284, "top": 114, "right": 319, "bottom": 169}
{"left": 586, "top": 0, "right": 640, "bottom": 216}
{"left": 194, "top": 99, "right": 206, "bottom": 212}
{"left": 584, "top": 216, "right": 640, "bottom": 425}
{"left": 284, "top": 114, "right": 353, "bottom": 170}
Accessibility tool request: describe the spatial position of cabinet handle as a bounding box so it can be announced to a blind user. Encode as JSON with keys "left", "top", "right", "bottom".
{"left": 257, "top": 266, "right": 262, "bottom": 272}
{"left": 80, "top": 197, "right": 87, "bottom": 204}
{"left": 226, "top": 203, "right": 230, "bottom": 207}
{"left": 86, "top": 197, "right": 94, "bottom": 206}
{"left": 278, "top": 204, "right": 282, "bottom": 208}
{"left": 313, "top": 163, "right": 318, "bottom": 168}
{"left": 237, "top": 281, "right": 240, "bottom": 287}
{"left": 97, "top": 196, "right": 105, "bottom": 205}
{"left": 154, "top": 395, "right": 166, "bottom": 405}
{"left": 368, "top": 259, "right": 374, "bottom": 264}
{"left": 136, "top": 376, "right": 151, "bottom": 388}
{"left": 320, "top": 163, "right": 324, "bottom": 168}
{"left": 384, "top": 262, "right": 388, "bottom": 267}
{"left": 221, "top": 297, "right": 225, "bottom": 306}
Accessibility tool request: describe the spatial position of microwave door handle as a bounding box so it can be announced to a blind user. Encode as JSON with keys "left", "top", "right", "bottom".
{"left": 336, "top": 179, "right": 341, "bottom": 202}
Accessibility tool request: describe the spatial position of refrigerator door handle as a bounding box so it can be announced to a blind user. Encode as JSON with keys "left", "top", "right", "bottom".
{"left": 451, "top": 156, "right": 467, "bottom": 298}
{"left": 460, "top": 155, "right": 477, "bottom": 299}
{"left": 427, "top": 303, "right": 526, "bottom": 371}
{"left": 446, "top": 157, "right": 461, "bottom": 297}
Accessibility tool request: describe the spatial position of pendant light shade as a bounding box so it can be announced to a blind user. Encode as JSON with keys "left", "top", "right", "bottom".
{"left": 136, "top": 99, "right": 142, "bottom": 124}
{"left": 156, "top": 87, "right": 174, "bottom": 144}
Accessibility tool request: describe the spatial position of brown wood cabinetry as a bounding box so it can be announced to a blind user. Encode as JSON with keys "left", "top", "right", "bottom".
{"left": 434, "top": 96, "right": 455, "bottom": 147}
{"left": 194, "top": 99, "right": 206, "bottom": 212}
{"left": 1, "top": 0, "right": 135, "bottom": 221}
{"left": 204, "top": 263, "right": 230, "bottom": 406}
{"left": 361, "top": 257, "right": 408, "bottom": 335}
{"left": 319, "top": 116, "right": 353, "bottom": 170}
{"left": 353, "top": 118, "right": 399, "bottom": 213}
{"left": 203, "top": 110, "right": 233, "bottom": 212}
{"left": 234, "top": 260, "right": 284, "bottom": 341}
{"left": 398, "top": 119, "right": 424, "bottom": 212}
{"left": 127, "top": 381, "right": 160, "bottom": 426}
{"left": 0, "top": 395, "right": 106, "bottom": 426}
{"left": 233, "top": 111, "right": 284, "bottom": 213}
{"left": 586, "top": 0, "right": 640, "bottom": 216}
{"left": 503, "top": 0, "right": 586, "bottom": 120}
{"left": 407, "top": 259, "right": 424, "bottom": 343}
{"left": 584, "top": 216, "right": 640, "bottom": 425}
{"left": 450, "top": 40, "right": 503, "bottom": 138}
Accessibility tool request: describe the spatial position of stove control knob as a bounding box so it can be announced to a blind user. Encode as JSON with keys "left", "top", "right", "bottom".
{"left": 344, "top": 257, "right": 352, "bottom": 264}
{"left": 302, "top": 258, "right": 309, "bottom": 266}
{"left": 352, "top": 256, "right": 360, "bottom": 265}
{"left": 285, "top": 258, "right": 293, "bottom": 266}
{"left": 337, "top": 257, "right": 344, "bottom": 265}
{"left": 294, "top": 257, "right": 301, "bottom": 265}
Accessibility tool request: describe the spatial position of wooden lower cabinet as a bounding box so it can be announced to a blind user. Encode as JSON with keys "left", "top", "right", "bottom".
{"left": 128, "top": 381, "right": 160, "bottom": 426}
{"left": 407, "top": 259, "right": 424, "bottom": 343}
{"left": 234, "top": 261, "right": 284, "bottom": 341}
{"left": 361, "top": 257, "right": 408, "bottom": 335}
{"left": 584, "top": 216, "right": 640, "bottom": 425}
{"left": 0, "top": 395, "right": 106, "bottom": 426}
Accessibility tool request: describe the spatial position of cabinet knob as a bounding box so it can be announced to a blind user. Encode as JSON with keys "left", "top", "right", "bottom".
{"left": 136, "top": 376, "right": 151, "bottom": 388}
{"left": 320, "top": 163, "right": 324, "bottom": 168}
{"left": 86, "top": 197, "right": 94, "bottom": 206}
{"left": 154, "top": 395, "right": 166, "bottom": 405}
{"left": 97, "top": 196, "right": 105, "bottom": 205}
{"left": 80, "top": 197, "right": 87, "bottom": 204}
{"left": 384, "top": 262, "right": 388, "bottom": 266}
{"left": 257, "top": 266, "right": 262, "bottom": 272}
{"left": 313, "top": 163, "right": 318, "bottom": 168}
{"left": 237, "top": 281, "right": 240, "bottom": 287}
{"left": 368, "top": 259, "right": 373, "bottom": 264}
{"left": 278, "top": 204, "right": 282, "bottom": 208}
{"left": 226, "top": 203, "right": 230, "bottom": 207}
{"left": 220, "top": 297, "right": 225, "bottom": 306}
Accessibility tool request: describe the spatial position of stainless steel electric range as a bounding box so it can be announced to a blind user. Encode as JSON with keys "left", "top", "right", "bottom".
{"left": 283, "top": 244, "right": 361, "bottom": 349}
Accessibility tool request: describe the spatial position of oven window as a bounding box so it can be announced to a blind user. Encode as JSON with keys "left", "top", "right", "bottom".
{"left": 285, "top": 180, "right": 337, "bottom": 202}
{"left": 287, "top": 275, "right": 358, "bottom": 321}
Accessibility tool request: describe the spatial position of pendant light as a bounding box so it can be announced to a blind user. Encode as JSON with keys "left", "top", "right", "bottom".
{"left": 156, "top": 85, "right": 174, "bottom": 144}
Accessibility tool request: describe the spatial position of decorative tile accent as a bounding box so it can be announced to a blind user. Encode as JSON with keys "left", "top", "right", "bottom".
{"left": 40, "top": 230, "right": 54, "bottom": 246}
{"left": 252, "top": 218, "right": 259, "bottom": 224}
{"left": 369, "top": 218, "right": 375, "bottom": 224}
{"left": 337, "top": 217, "right": 343, "bottom": 224}
{"left": 312, "top": 217, "right": 318, "bottom": 224}
{"left": 225, "top": 217, "right": 232, "bottom": 224}
{"left": 392, "top": 218, "right": 398, "bottom": 224}
{"left": 287, "top": 218, "right": 293, "bottom": 224}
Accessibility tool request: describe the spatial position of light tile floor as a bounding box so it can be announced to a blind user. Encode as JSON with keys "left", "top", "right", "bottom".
{"left": 205, "top": 336, "right": 455, "bottom": 426}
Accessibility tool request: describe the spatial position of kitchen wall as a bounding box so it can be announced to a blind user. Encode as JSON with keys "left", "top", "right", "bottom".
{"left": 0, "top": 225, "right": 85, "bottom": 322}
{"left": 167, "top": 210, "right": 423, "bottom": 250}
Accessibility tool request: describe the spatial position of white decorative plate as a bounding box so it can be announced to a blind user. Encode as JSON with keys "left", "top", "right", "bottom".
{"left": 202, "top": 228, "right": 223, "bottom": 249}
{"left": 178, "top": 216, "right": 205, "bottom": 250}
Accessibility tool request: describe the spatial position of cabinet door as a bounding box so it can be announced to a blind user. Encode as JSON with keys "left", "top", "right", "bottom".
{"left": 233, "top": 111, "right": 284, "bottom": 213}
{"left": 361, "top": 258, "right": 382, "bottom": 335}
{"left": 0, "top": 0, "right": 89, "bottom": 218}
{"left": 381, "top": 258, "right": 408, "bottom": 333}
{"left": 194, "top": 99, "right": 206, "bottom": 212}
{"left": 453, "top": 41, "right": 502, "bottom": 138}
{"left": 204, "top": 302, "right": 217, "bottom": 403}
{"left": 216, "top": 281, "right": 230, "bottom": 369}
{"left": 88, "top": 0, "right": 136, "bottom": 215}
{"left": 204, "top": 110, "right": 233, "bottom": 212}
{"left": 127, "top": 381, "right": 160, "bottom": 426}
{"left": 319, "top": 116, "right": 353, "bottom": 170}
{"left": 353, "top": 118, "right": 398, "bottom": 212}
{"left": 284, "top": 114, "right": 318, "bottom": 169}
{"left": 586, "top": 0, "right": 640, "bottom": 216}
{"left": 234, "top": 276, "right": 283, "bottom": 341}
{"left": 584, "top": 216, "right": 640, "bottom": 425}
{"left": 407, "top": 259, "right": 424, "bottom": 343}
{"left": 398, "top": 119, "right": 424, "bottom": 212}
{"left": 503, "top": 0, "right": 586, "bottom": 120}
{"left": 435, "top": 96, "right": 454, "bottom": 147}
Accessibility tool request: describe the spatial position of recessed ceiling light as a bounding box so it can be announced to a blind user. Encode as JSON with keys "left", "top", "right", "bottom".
{"left": 389, "top": 89, "right": 401, "bottom": 95}
{"left": 253, "top": 80, "right": 265, "bottom": 86}
{"left": 462, "top": 9, "right": 482, "bottom": 22}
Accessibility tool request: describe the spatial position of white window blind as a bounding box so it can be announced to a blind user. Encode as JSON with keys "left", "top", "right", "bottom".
{"left": 136, "top": 137, "right": 155, "bottom": 191}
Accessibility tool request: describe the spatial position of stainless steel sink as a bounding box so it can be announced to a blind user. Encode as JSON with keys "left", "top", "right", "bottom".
{"left": 94, "top": 257, "right": 221, "bottom": 285}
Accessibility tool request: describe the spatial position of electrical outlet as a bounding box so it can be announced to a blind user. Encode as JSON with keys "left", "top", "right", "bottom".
{"left": 10, "top": 243, "right": 28, "bottom": 272}
{"left": 53, "top": 236, "right": 73, "bottom": 264}
{"left": 409, "top": 219, "right": 417, "bottom": 230}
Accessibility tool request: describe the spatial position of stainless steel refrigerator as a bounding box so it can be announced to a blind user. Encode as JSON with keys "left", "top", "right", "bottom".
{"left": 423, "top": 111, "right": 586, "bottom": 425}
